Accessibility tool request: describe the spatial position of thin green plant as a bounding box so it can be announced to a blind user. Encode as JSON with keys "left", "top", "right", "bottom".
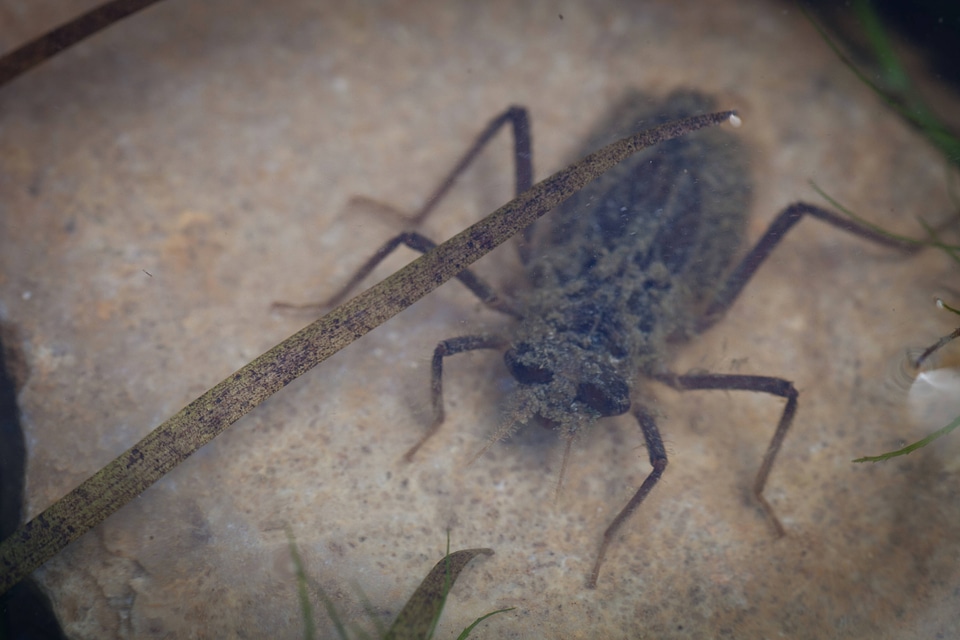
{"left": 285, "top": 529, "right": 511, "bottom": 639}
{"left": 803, "top": 1, "right": 960, "bottom": 167}
{"left": 805, "top": 184, "right": 960, "bottom": 463}
{"left": 808, "top": 181, "right": 960, "bottom": 263}
{"left": 811, "top": 183, "right": 960, "bottom": 463}
{"left": 812, "top": 180, "right": 960, "bottom": 464}
{"left": 854, "top": 298, "right": 960, "bottom": 463}
{"left": 803, "top": 7, "right": 960, "bottom": 462}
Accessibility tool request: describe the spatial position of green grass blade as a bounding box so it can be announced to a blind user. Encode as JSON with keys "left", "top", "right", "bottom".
{"left": 354, "top": 583, "right": 386, "bottom": 640}
{"left": 809, "top": 180, "right": 960, "bottom": 254}
{"left": 455, "top": 608, "right": 516, "bottom": 640}
{"left": 285, "top": 526, "right": 319, "bottom": 640}
{"left": 802, "top": 5, "right": 960, "bottom": 165}
{"left": 853, "top": 413, "right": 960, "bottom": 462}
{"left": 383, "top": 548, "right": 494, "bottom": 640}
{"left": 855, "top": 0, "right": 909, "bottom": 94}
{"left": 424, "top": 535, "right": 454, "bottom": 640}
{"left": 917, "top": 217, "right": 960, "bottom": 266}
{"left": 315, "top": 583, "right": 351, "bottom": 640}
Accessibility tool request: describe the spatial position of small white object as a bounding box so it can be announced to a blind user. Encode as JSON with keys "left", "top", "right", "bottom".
{"left": 907, "top": 365, "right": 960, "bottom": 469}
{"left": 728, "top": 113, "right": 742, "bottom": 128}
{"left": 908, "top": 368, "right": 960, "bottom": 432}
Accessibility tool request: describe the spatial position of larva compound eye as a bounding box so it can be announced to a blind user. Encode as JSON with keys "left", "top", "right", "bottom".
{"left": 576, "top": 375, "right": 630, "bottom": 417}
{"left": 504, "top": 344, "right": 554, "bottom": 384}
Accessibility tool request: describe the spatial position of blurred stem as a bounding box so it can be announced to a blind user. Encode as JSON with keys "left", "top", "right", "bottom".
{"left": 803, "top": 2, "right": 960, "bottom": 166}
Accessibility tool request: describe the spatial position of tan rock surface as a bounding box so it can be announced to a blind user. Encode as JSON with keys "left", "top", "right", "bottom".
{"left": 1, "top": 0, "right": 959, "bottom": 637}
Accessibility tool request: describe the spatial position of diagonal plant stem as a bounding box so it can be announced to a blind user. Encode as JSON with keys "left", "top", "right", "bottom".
{"left": 0, "top": 109, "right": 738, "bottom": 596}
{"left": 0, "top": 0, "right": 165, "bottom": 88}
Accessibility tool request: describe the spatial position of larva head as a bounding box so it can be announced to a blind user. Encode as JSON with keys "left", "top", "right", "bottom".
{"left": 502, "top": 338, "right": 631, "bottom": 436}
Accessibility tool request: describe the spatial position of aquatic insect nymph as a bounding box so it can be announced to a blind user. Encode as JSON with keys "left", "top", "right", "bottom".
{"left": 304, "top": 90, "right": 913, "bottom": 587}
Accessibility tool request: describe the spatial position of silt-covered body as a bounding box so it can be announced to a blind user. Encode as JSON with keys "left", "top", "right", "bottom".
{"left": 503, "top": 91, "right": 752, "bottom": 432}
